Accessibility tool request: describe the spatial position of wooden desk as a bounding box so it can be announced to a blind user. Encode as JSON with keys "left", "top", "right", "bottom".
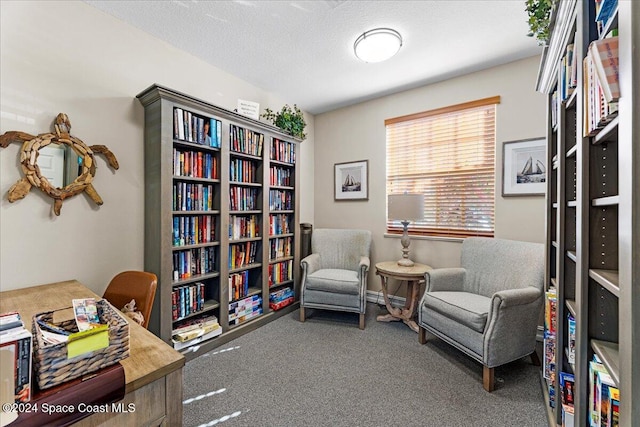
{"left": 0, "top": 280, "right": 185, "bottom": 426}
{"left": 375, "top": 261, "right": 432, "bottom": 333}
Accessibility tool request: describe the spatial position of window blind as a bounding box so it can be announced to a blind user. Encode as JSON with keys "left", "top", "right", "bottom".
{"left": 385, "top": 96, "right": 499, "bottom": 237}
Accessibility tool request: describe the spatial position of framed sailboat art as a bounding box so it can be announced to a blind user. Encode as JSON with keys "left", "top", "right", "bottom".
{"left": 502, "top": 137, "right": 546, "bottom": 197}
{"left": 334, "top": 159, "right": 368, "bottom": 200}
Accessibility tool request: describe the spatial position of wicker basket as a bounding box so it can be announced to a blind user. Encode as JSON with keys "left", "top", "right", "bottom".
{"left": 32, "top": 299, "right": 130, "bottom": 389}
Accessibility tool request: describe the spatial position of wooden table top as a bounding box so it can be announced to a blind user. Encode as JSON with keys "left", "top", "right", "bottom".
{"left": 0, "top": 280, "right": 185, "bottom": 394}
{"left": 375, "top": 261, "right": 432, "bottom": 279}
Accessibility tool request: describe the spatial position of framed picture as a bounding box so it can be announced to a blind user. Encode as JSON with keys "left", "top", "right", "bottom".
{"left": 502, "top": 137, "right": 547, "bottom": 197}
{"left": 334, "top": 160, "right": 368, "bottom": 200}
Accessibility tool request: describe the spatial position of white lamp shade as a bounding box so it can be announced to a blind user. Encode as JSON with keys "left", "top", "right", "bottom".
{"left": 354, "top": 28, "right": 402, "bottom": 63}
{"left": 388, "top": 194, "right": 424, "bottom": 221}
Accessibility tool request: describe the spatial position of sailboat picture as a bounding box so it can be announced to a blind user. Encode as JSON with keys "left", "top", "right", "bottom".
{"left": 517, "top": 154, "right": 546, "bottom": 184}
{"left": 335, "top": 160, "right": 368, "bottom": 200}
{"left": 342, "top": 171, "right": 361, "bottom": 192}
{"left": 502, "top": 138, "right": 546, "bottom": 196}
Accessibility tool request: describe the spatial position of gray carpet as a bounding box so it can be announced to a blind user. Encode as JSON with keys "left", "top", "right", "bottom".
{"left": 183, "top": 304, "right": 548, "bottom": 427}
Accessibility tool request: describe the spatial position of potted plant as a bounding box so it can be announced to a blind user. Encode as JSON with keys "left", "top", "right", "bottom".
{"left": 261, "top": 104, "right": 307, "bottom": 140}
{"left": 525, "top": 0, "right": 555, "bottom": 46}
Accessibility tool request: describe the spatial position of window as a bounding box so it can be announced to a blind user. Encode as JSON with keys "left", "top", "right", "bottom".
{"left": 385, "top": 96, "right": 500, "bottom": 238}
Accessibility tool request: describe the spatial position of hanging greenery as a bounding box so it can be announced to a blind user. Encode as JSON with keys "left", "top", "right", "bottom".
{"left": 525, "top": 0, "right": 555, "bottom": 46}
{"left": 261, "top": 104, "right": 307, "bottom": 140}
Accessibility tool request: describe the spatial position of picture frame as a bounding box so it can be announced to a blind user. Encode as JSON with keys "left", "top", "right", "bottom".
{"left": 334, "top": 160, "right": 368, "bottom": 201}
{"left": 502, "top": 137, "right": 547, "bottom": 197}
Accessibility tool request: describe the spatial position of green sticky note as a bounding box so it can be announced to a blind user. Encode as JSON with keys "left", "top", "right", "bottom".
{"left": 67, "top": 325, "right": 109, "bottom": 359}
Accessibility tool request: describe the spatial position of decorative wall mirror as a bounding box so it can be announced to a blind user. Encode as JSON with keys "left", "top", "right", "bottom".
{"left": 0, "top": 113, "right": 119, "bottom": 215}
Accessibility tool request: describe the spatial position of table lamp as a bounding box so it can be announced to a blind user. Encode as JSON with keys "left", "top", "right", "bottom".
{"left": 388, "top": 193, "right": 424, "bottom": 267}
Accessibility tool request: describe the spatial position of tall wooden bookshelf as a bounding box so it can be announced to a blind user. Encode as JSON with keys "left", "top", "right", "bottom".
{"left": 537, "top": 0, "right": 638, "bottom": 425}
{"left": 137, "top": 84, "right": 302, "bottom": 361}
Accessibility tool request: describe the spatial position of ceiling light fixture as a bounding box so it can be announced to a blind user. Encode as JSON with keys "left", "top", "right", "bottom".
{"left": 354, "top": 28, "right": 403, "bottom": 63}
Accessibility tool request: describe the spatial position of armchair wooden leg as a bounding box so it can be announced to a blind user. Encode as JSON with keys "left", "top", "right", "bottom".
{"left": 483, "top": 366, "right": 495, "bottom": 392}
{"left": 418, "top": 326, "right": 427, "bottom": 344}
{"left": 299, "top": 307, "right": 305, "bottom": 322}
{"left": 530, "top": 350, "right": 541, "bottom": 366}
{"left": 359, "top": 313, "right": 365, "bottom": 330}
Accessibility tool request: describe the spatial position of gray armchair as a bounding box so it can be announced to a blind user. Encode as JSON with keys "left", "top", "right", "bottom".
{"left": 300, "top": 228, "right": 372, "bottom": 329}
{"left": 417, "top": 237, "right": 544, "bottom": 391}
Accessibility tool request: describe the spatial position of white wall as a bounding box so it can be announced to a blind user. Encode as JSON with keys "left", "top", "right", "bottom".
{"left": 313, "top": 55, "right": 547, "bottom": 290}
{"left": 0, "top": 1, "right": 314, "bottom": 293}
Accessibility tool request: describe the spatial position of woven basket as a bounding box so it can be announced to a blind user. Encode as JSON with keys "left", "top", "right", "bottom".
{"left": 32, "top": 299, "right": 130, "bottom": 389}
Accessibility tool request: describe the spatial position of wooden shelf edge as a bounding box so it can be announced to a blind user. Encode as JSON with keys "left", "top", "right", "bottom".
{"left": 591, "top": 340, "right": 620, "bottom": 386}
{"left": 593, "top": 116, "right": 619, "bottom": 144}
{"left": 566, "top": 144, "right": 577, "bottom": 158}
{"left": 539, "top": 372, "right": 557, "bottom": 427}
{"left": 591, "top": 195, "right": 620, "bottom": 207}
{"left": 566, "top": 299, "right": 576, "bottom": 317}
{"left": 566, "top": 251, "right": 577, "bottom": 262}
{"left": 588, "top": 269, "right": 620, "bottom": 297}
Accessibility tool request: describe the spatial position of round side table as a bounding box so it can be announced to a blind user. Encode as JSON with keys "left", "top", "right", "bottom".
{"left": 375, "top": 261, "right": 432, "bottom": 333}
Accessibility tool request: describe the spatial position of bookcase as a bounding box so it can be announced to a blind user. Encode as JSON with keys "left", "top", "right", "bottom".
{"left": 136, "top": 84, "right": 301, "bottom": 360}
{"left": 536, "top": 0, "right": 638, "bottom": 425}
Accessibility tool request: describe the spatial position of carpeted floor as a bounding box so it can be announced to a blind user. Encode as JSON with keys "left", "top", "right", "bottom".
{"left": 183, "top": 303, "right": 548, "bottom": 427}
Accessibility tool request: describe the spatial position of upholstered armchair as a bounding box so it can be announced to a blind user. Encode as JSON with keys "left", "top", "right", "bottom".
{"left": 417, "top": 237, "right": 544, "bottom": 391}
{"left": 300, "top": 228, "right": 372, "bottom": 329}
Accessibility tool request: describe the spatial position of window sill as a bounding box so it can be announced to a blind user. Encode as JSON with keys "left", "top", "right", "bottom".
{"left": 383, "top": 233, "right": 464, "bottom": 243}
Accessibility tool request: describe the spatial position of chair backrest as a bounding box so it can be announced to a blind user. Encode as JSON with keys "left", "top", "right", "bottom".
{"left": 103, "top": 271, "right": 158, "bottom": 329}
{"left": 311, "top": 228, "right": 372, "bottom": 271}
{"left": 460, "top": 237, "right": 544, "bottom": 297}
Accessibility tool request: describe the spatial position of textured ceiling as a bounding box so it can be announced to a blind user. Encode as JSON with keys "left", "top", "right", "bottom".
{"left": 84, "top": 0, "right": 543, "bottom": 115}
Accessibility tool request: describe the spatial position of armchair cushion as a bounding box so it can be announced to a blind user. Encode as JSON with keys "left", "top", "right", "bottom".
{"left": 423, "top": 291, "right": 490, "bottom": 333}
{"left": 305, "top": 269, "right": 360, "bottom": 295}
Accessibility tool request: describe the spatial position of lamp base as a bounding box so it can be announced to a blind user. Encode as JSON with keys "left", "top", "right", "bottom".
{"left": 397, "top": 258, "right": 415, "bottom": 267}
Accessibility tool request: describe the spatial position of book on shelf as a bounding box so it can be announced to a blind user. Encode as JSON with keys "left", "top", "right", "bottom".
{"left": 596, "top": 367, "right": 616, "bottom": 427}
{"left": 0, "top": 312, "right": 32, "bottom": 405}
{"left": 589, "top": 36, "right": 620, "bottom": 103}
{"left": 567, "top": 312, "right": 576, "bottom": 364}
{"left": 172, "top": 326, "right": 222, "bottom": 351}
{"left": 595, "top": 0, "right": 617, "bottom": 26}
{"left": 608, "top": 386, "right": 620, "bottom": 427}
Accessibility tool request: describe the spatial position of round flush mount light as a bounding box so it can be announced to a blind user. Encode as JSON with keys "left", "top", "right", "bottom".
{"left": 354, "top": 28, "right": 403, "bottom": 63}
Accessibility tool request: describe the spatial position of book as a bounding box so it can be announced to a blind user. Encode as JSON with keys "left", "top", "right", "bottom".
{"left": 589, "top": 36, "right": 620, "bottom": 103}
{"left": 596, "top": 369, "right": 616, "bottom": 427}
{"left": 172, "top": 326, "right": 221, "bottom": 351}
{"left": 589, "top": 360, "right": 608, "bottom": 427}
{"left": 608, "top": 386, "right": 620, "bottom": 427}
{"left": 567, "top": 313, "right": 576, "bottom": 364}
{"left": 0, "top": 314, "right": 32, "bottom": 405}
{"left": 595, "top": 0, "right": 617, "bottom": 25}
{"left": 72, "top": 298, "right": 100, "bottom": 331}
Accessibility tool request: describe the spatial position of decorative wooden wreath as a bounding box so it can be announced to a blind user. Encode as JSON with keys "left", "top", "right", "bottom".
{"left": 0, "top": 113, "right": 119, "bottom": 215}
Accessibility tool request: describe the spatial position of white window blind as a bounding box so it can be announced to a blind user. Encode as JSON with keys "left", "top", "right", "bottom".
{"left": 385, "top": 96, "right": 499, "bottom": 237}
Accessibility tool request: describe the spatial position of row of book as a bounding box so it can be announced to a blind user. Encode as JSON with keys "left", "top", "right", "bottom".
{"left": 229, "top": 214, "right": 259, "bottom": 240}
{"left": 173, "top": 182, "right": 216, "bottom": 212}
{"left": 595, "top": 0, "right": 617, "bottom": 38}
{"left": 229, "top": 187, "right": 258, "bottom": 211}
{"left": 229, "top": 294, "right": 262, "bottom": 326}
{"left": 173, "top": 214, "right": 216, "bottom": 247}
{"left": 229, "top": 270, "right": 252, "bottom": 302}
{"left": 583, "top": 35, "right": 619, "bottom": 136}
{"left": 228, "top": 241, "right": 259, "bottom": 269}
{"left": 173, "top": 148, "right": 219, "bottom": 180}
{"left": 270, "top": 165, "right": 293, "bottom": 187}
{"left": 269, "top": 236, "right": 292, "bottom": 260}
{"left": 269, "top": 213, "right": 292, "bottom": 235}
{"left": 559, "top": 39, "right": 578, "bottom": 103}
{"left": 171, "top": 314, "right": 221, "bottom": 351}
{"left": 588, "top": 354, "right": 619, "bottom": 427}
{"left": 269, "top": 287, "right": 294, "bottom": 311}
{"left": 269, "top": 189, "right": 294, "bottom": 211}
{"left": 268, "top": 259, "right": 293, "bottom": 287}
{"left": 270, "top": 138, "right": 296, "bottom": 164}
{"left": 0, "top": 312, "right": 32, "bottom": 404}
{"left": 172, "top": 246, "right": 217, "bottom": 281}
{"left": 173, "top": 107, "right": 222, "bottom": 148}
{"left": 544, "top": 287, "right": 558, "bottom": 407}
{"left": 230, "top": 124, "right": 263, "bottom": 157}
{"left": 230, "top": 158, "right": 258, "bottom": 184}
{"left": 171, "top": 282, "right": 207, "bottom": 321}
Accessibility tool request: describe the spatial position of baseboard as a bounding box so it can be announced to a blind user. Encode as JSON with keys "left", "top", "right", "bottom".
{"left": 366, "top": 290, "right": 406, "bottom": 308}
